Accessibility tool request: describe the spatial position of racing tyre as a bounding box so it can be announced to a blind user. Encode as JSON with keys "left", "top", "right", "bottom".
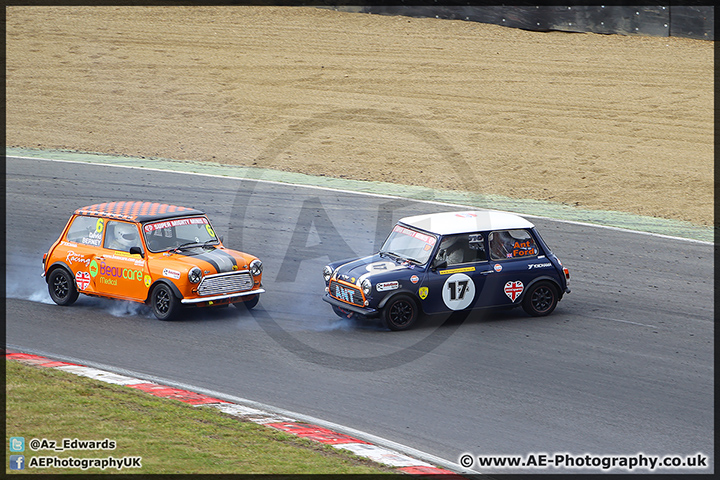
{"left": 48, "top": 268, "right": 79, "bottom": 306}
{"left": 382, "top": 294, "right": 419, "bottom": 331}
{"left": 522, "top": 281, "right": 558, "bottom": 317}
{"left": 151, "top": 283, "right": 180, "bottom": 320}
{"left": 235, "top": 294, "right": 259, "bottom": 310}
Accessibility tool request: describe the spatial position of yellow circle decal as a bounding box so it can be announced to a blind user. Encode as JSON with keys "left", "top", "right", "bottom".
{"left": 96, "top": 218, "right": 105, "bottom": 233}
{"left": 144, "top": 275, "right": 152, "bottom": 288}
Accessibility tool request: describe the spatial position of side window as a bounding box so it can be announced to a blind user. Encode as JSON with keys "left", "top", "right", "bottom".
{"left": 104, "top": 221, "right": 141, "bottom": 252}
{"left": 66, "top": 216, "right": 104, "bottom": 246}
{"left": 435, "top": 233, "right": 487, "bottom": 266}
{"left": 489, "top": 229, "right": 538, "bottom": 261}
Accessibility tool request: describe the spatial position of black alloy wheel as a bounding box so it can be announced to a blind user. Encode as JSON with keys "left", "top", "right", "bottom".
{"left": 522, "top": 281, "right": 558, "bottom": 316}
{"left": 151, "top": 283, "right": 180, "bottom": 320}
{"left": 48, "top": 268, "right": 79, "bottom": 306}
{"left": 382, "top": 294, "right": 419, "bottom": 331}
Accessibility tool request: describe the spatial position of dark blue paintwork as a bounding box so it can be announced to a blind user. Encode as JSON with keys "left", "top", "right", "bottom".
{"left": 322, "top": 219, "right": 569, "bottom": 325}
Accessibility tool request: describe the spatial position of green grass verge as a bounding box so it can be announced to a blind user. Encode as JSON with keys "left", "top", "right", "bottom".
{"left": 5, "top": 360, "right": 397, "bottom": 475}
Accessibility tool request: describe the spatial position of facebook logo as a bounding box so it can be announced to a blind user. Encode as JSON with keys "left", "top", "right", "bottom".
{"left": 10, "top": 437, "right": 25, "bottom": 452}
{"left": 10, "top": 455, "right": 25, "bottom": 470}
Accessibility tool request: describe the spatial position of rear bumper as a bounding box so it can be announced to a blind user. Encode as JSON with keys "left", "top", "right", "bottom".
{"left": 323, "top": 294, "right": 378, "bottom": 317}
{"left": 181, "top": 288, "right": 265, "bottom": 305}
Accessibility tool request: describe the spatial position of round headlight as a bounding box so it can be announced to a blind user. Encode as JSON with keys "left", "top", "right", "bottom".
{"left": 323, "top": 265, "right": 334, "bottom": 283}
{"left": 249, "top": 259, "right": 263, "bottom": 277}
{"left": 188, "top": 267, "right": 202, "bottom": 284}
{"left": 361, "top": 279, "right": 372, "bottom": 295}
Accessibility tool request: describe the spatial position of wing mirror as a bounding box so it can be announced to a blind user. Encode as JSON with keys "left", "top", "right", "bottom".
{"left": 129, "top": 246, "right": 145, "bottom": 258}
{"left": 431, "top": 257, "right": 447, "bottom": 272}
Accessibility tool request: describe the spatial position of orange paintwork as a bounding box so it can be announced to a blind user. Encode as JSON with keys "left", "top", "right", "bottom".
{"left": 43, "top": 202, "right": 263, "bottom": 309}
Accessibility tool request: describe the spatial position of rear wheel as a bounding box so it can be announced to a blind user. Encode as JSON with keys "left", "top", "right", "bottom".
{"left": 382, "top": 294, "right": 419, "bottom": 331}
{"left": 151, "top": 283, "right": 180, "bottom": 320}
{"left": 48, "top": 268, "right": 79, "bottom": 306}
{"left": 522, "top": 281, "right": 558, "bottom": 316}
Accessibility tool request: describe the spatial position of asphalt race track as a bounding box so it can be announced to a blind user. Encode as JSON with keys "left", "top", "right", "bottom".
{"left": 5, "top": 156, "right": 714, "bottom": 474}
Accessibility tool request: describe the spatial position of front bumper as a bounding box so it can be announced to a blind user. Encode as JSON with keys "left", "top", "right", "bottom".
{"left": 181, "top": 288, "right": 265, "bottom": 305}
{"left": 322, "top": 294, "right": 379, "bottom": 317}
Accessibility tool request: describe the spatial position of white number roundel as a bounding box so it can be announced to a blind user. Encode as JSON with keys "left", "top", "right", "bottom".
{"left": 442, "top": 273, "right": 475, "bottom": 311}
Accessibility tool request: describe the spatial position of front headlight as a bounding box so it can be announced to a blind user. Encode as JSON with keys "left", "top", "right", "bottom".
{"left": 249, "top": 259, "right": 263, "bottom": 277}
{"left": 188, "top": 267, "right": 202, "bottom": 284}
{"left": 323, "top": 265, "right": 334, "bottom": 283}
{"left": 361, "top": 278, "right": 372, "bottom": 295}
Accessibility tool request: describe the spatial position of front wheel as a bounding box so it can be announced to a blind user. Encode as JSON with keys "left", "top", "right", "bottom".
{"left": 234, "top": 294, "right": 259, "bottom": 310}
{"left": 382, "top": 294, "right": 419, "bottom": 331}
{"left": 522, "top": 281, "right": 558, "bottom": 317}
{"left": 151, "top": 283, "right": 180, "bottom": 320}
{"left": 48, "top": 268, "right": 79, "bottom": 306}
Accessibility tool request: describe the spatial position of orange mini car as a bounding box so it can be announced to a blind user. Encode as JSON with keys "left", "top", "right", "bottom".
{"left": 42, "top": 201, "right": 264, "bottom": 320}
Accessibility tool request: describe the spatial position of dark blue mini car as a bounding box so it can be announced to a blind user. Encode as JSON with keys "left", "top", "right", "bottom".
{"left": 322, "top": 210, "right": 570, "bottom": 331}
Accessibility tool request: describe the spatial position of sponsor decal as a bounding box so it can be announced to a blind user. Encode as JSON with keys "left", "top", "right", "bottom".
{"left": 528, "top": 262, "right": 552, "bottom": 269}
{"left": 162, "top": 268, "right": 181, "bottom": 280}
{"left": 442, "top": 273, "right": 475, "bottom": 310}
{"left": 455, "top": 213, "right": 477, "bottom": 218}
{"left": 144, "top": 275, "right": 152, "bottom": 288}
{"left": 376, "top": 281, "right": 399, "bottom": 292}
{"left": 504, "top": 281, "right": 524, "bottom": 302}
{"left": 410, "top": 274, "right": 419, "bottom": 284}
{"left": 392, "top": 225, "right": 437, "bottom": 246}
{"left": 493, "top": 263, "right": 503, "bottom": 272}
{"left": 468, "top": 234, "right": 484, "bottom": 250}
{"left": 334, "top": 284, "right": 358, "bottom": 304}
{"left": 60, "top": 241, "right": 78, "bottom": 247}
{"left": 439, "top": 266, "right": 476, "bottom": 275}
{"left": 418, "top": 286, "right": 429, "bottom": 300}
{"left": 66, "top": 251, "right": 91, "bottom": 267}
{"left": 75, "top": 271, "right": 90, "bottom": 290}
{"left": 144, "top": 216, "right": 208, "bottom": 232}
{"left": 99, "top": 263, "right": 144, "bottom": 282}
{"left": 106, "top": 252, "right": 144, "bottom": 266}
{"left": 99, "top": 276, "right": 116, "bottom": 286}
{"left": 88, "top": 260, "right": 99, "bottom": 278}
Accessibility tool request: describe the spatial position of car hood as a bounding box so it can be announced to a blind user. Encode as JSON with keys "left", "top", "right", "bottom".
{"left": 332, "top": 253, "right": 421, "bottom": 285}
{"left": 156, "top": 246, "right": 251, "bottom": 274}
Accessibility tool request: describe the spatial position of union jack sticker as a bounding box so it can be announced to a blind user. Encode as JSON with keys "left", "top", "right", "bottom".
{"left": 504, "top": 281, "right": 524, "bottom": 302}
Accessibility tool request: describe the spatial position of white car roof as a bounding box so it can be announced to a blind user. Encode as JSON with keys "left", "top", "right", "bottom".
{"left": 399, "top": 210, "right": 535, "bottom": 236}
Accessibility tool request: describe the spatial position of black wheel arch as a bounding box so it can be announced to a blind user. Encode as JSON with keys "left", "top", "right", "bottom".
{"left": 520, "top": 276, "right": 563, "bottom": 302}
{"left": 377, "top": 289, "right": 424, "bottom": 313}
{"left": 146, "top": 279, "right": 183, "bottom": 303}
{"left": 45, "top": 261, "right": 74, "bottom": 283}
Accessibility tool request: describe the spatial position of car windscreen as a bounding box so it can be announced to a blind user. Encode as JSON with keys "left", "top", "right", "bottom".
{"left": 142, "top": 216, "right": 218, "bottom": 252}
{"left": 380, "top": 224, "right": 437, "bottom": 265}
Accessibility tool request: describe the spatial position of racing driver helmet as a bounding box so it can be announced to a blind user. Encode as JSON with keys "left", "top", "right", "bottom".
{"left": 115, "top": 223, "right": 139, "bottom": 249}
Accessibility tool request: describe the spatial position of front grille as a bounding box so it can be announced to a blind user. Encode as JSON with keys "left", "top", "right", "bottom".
{"left": 329, "top": 279, "right": 364, "bottom": 307}
{"left": 197, "top": 271, "right": 254, "bottom": 296}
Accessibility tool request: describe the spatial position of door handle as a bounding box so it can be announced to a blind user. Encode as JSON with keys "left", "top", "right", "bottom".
{"left": 479, "top": 270, "right": 494, "bottom": 275}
